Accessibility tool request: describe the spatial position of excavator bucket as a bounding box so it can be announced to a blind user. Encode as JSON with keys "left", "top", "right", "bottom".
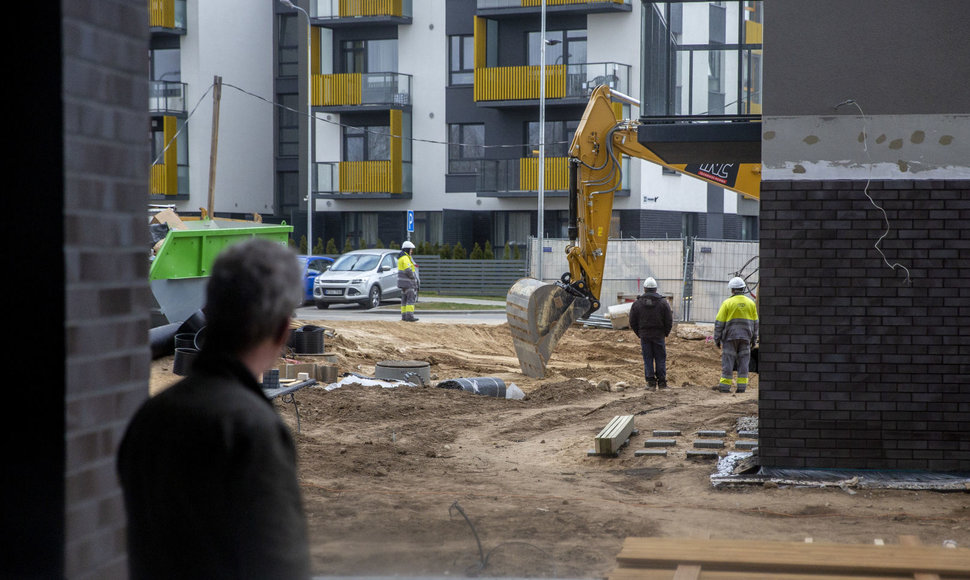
{"left": 506, "top": 278, "right": 591, "bottom": 378}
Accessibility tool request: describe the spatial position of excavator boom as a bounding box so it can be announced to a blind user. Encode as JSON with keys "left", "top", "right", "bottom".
{"left": 507, "top": 85, "right": 761, "bottom": 378}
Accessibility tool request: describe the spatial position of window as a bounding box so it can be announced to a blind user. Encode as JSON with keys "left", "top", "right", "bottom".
{"left": 527, "top": 29, "right": 586, "bottom": 67}
{"left": 278, "top": 93, "right": 299, "bottom": 157}
{"left": 343, "top": 125, "right": 390, "bottom": 162}
{"left": 278, "top": 14, "right": 299, "bottom": 77}
{"left": 448, "top": 124, "right": 485, "bottom": 174}
{"left": 449, "top": 35, "right": 475, "bottom": 85}
{"left": 525, "top": 120, "right": 579, "bottom": 158}
{"left": 341, "top": 39, "right": 397, "bottom": 74}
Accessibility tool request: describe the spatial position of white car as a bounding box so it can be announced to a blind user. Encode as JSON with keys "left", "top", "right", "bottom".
{"left": 313, "top": 249, "right": 403, "bottom": 309}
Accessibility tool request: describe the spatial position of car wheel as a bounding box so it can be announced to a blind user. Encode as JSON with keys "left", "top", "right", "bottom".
{"left": 315, "top": 301, "right": 330, "bottom": 310}
{"left": 361, "top": 286, "right": 381, "bottom": 309}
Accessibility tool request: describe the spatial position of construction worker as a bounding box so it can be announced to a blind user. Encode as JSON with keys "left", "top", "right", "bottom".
{"left": 713, "top": 277, "right": 759, "bottom": 393}
{"left": 398, "top": 241, "right": 419, "bottom": 322}
{"left": 629, "top": 277, "right": 673, "bottom": 389}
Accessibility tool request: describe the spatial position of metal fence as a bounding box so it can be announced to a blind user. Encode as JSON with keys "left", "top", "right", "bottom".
{"left": 412, "top": 255, "right": 528, "bottom": 297}
{"left": 525, "top": 237, "right": 759, "bottom": 321}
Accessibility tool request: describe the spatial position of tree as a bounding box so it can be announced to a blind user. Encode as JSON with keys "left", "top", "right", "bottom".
{"left": 452, "top": 241, "right": 467, "bottom": 260}
{"left": 389, "top": 240, "right": 400, "bottom": 249}
{"left": 484, "top": 241, "right": 495, "bottom": 260}
{"left": 299, "top": 235, "right": 308, "bottom": 254}
{"left": 503, "top": 241, "right": 511, "bottom": 260}
{"left": 470, "top": 242, "right": 484, "bottom": 260}
{"left": 342, "top": 236, "right": 354, "bottom": 253}
{"left": 513, "top": 244, "right": 521, "bottom": 260}
{"left": 439, "top": 243, "right": 452, "bottom": 259}
{"left": 375, "top": 238, "right": 385, "bottom": 249}
{"left": 313, "top": 237, "right": 324, "bottom": 255}
{"left": 325, "top": 238, "right": 338, "bottom": 254}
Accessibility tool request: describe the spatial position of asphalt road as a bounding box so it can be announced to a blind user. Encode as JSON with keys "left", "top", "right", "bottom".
{"left": 293, "top": 296, "right": 508, "bottom": 325}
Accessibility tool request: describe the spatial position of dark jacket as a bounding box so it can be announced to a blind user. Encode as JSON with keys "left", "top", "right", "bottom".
{"left": 117, "top": 351, "right": 311, "bottom": 580}
{"left": 629, "top": 291, "right": 673, "bottom": 340}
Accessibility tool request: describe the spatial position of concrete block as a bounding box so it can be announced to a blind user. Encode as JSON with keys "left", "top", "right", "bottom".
{"left": 652, "top": 430, "right": 681, "bottom": 437}
{"left": 644, "top": 439, "right": 677, "bottom": 448}
{"left": 735, "top": 440, "right": 759, "bottom": 450}
{"left": 694, "top": 439, "right": 725, "bottom": 449}
{"left": 686, "top": 450, "right": 719, "bottom": 459}
{"left": 635, "top": 449, "right": 667, "bottom": 457}
{"left": 738, "top": 430, "right": 759, "bottom": 438}
{"left": 697, "top": 430, "right": 727, "bottom": 437}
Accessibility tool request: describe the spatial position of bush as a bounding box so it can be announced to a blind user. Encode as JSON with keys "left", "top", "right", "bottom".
{"left": 389, "top": 240, "right": 400, "bottom": 250}
{"left": 374, "top": 238, "right": 385, "bottom": 249}
{"left": 312, "top": 238, "right": 324, "bottom": 254}
{"left": 470, "top": 243, "right": 484, "bottom": 260}
{"left": 439, "top": 243, "right": 452, "bottom": 259}
{"left": 484, "top": 241, "right": 495, "bottom": 260}
{"left": 342, "top": 237, "right": 354, "bottom": 253}
{"left": 513, "top": 244, "right": 521, "bottom": 260}
{"left": 325, "top": 238, "right": 338, "bottom": 254}
{"left": 503, "top": 241, "right": 511, "bottom": 260}
{"left": 452, "top": 241, "right": 467, "bottom": 260}
{"left": 299, "top": 235, "right": 308, "bottom": 254}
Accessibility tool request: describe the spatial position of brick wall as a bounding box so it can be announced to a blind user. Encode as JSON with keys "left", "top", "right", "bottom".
{"left": 63, "top": 0, "right": 151, "bottom": 577}
{"left": 758, "top": 180, "right": 970, "bottom": 471}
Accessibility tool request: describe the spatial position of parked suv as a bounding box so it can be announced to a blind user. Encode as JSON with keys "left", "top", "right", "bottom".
{"left": 313, "top": 249, "right": 402, "bottom": 309}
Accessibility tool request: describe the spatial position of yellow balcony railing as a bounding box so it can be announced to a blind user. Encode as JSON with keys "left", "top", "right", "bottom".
{"left": 339, "top": 161, "right": 399, "bottom": 193}
{"left": 339, "top": 0, "right": 404, "bottom": 17}
{"left": 151, "top": 164, "right": 172, "bottom": 195}
{"left": 519, "top": 157, "right": 569, "bottom": 191}
{"left": 474, "top": 65, "right": 565, "bottom": 102}
{"left": 314, "top": 74, "right": 362, "bottom": 106}
{"left": 149, "top": 0, "right": 174, "bottom": 28}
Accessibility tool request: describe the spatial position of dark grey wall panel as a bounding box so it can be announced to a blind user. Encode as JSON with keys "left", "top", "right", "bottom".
{"left": 765, "top": 0, "right": 970, "bottom": 116}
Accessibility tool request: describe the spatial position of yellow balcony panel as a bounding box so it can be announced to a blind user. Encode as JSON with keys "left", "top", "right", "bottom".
{"left": 151, "top": 164, "right": 173, "bottom": 195}
{"left": 339, "top": 160, "right": 400, "bottom": 194}
{"left": 521, "top": 0, "right": 625, "bottom": 6}
{"left": 313, "top": 74, "right": 362, "bottom": 107}
{"left": 474, "top": 65, "right": 565, "bottom": 102}
{"left": 519, "top": 157, "right": 569, "bottom": 191}
{"left": 149, "top": 0, "right": 173, "bottom": 27}
{"left": 339, "top": 0, "right": 404, "bottom": 17}
{"left": 745, "top": 19, "right": 763, "bottom": 44}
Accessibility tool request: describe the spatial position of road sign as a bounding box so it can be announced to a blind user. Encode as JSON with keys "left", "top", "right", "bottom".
{"left": 407, "top": 210, "right": 414, "bottom": 233}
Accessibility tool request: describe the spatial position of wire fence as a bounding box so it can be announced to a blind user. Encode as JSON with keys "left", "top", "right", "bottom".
{"left": 526, "top": 237, "right": 759, "bottom": 322}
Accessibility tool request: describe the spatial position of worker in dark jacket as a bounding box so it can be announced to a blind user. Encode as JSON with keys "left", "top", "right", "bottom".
{"left": 398, "top": 240, "right": 419, "bottom": 322}
{"left": 629, "top": 277, "right": 673, "bottom": 389}
{"left": 117, "top": 239, "right": 311, "bottom": 580}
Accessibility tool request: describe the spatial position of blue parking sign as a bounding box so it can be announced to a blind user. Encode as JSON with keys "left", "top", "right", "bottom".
{"left": 407, "top": 210, "right": 414, "bottom": 233}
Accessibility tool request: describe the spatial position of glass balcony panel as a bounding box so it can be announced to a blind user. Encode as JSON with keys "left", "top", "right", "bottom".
{"left": 313, "top": 72, "right": 411, "bottom": 107}
{"left": 312, "top": 0, "right": 412, "bottom": 19}
{"left": 475, "top": 62, "right": 628, "bottom": 102}
{"left": 477, "top": 0, "right": 630, "bottom": 10}
{"left": 149, "top": 81, "right": 187, "bottom": 114}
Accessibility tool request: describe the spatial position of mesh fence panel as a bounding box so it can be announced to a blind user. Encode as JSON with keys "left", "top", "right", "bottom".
{"left": 688, "top": 239, "right": 760, "bottom": 323}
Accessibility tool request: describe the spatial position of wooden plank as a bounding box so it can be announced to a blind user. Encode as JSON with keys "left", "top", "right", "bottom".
{"left": 610, "top": 568, "right": 921, "bottom": 580}
{"left": 898, "top": 536, "right": 941, "bottom": 580}
{"left": 672, "top": 564, "right": 701, "bottom": 580}
{"left": 595, "top": 415, "right": 634, "bottom": 455}
{"left": 615, "top": 537, "right": 970, "bottom": 576}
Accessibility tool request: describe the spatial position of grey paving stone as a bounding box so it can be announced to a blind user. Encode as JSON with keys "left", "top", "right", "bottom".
{"left": 652, "top": 430, "right": 682, "bottom": 437}
{"left": 735, "top": 440, "right": 759, "bottom": 450}
{"left": 635, "top": 449, "right": 668, "bottom": 457}
{"left": 697, "top": 430, "right": 727, "bottom": 437}
{"left": 644, "top": 439, "right": 677, "bottom": 448}
{"left": 686, "top": 450, "right": 719, "bottom": 459}
{"left": 694, "top": 439, "right": 725, "bottom": 449}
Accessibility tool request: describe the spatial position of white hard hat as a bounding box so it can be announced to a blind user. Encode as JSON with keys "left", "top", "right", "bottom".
{"left": 643, "top": 277, "right": 658, "bottom": 290}
{"left": 729, "top": 277, "right": 746, "bottom": 290}
{"left": 402, "top": 241, "right": 415, "bottom": 250}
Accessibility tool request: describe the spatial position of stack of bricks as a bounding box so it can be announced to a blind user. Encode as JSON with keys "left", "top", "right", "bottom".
{"left": 758, "top": 180, "right": 970, "bottom": 471}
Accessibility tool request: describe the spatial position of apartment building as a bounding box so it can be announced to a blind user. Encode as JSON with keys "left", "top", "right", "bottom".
{"left": 150, "top": 0, "right": 279, "bottom": 217}
{"left": 280, "top": 0, "right": 761, "bottom": 252}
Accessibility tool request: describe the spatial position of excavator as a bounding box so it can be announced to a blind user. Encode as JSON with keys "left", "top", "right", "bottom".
{"left": 507, "top": 84, "right": 762, "bottom": 378}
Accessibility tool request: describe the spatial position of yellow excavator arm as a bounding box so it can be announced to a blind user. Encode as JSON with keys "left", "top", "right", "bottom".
{"left": 507, "top": 85, "right": 760, "bottom": 378}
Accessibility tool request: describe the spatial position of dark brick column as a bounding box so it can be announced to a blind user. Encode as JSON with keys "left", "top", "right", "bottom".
{"left": 758, "top": 180, "right": 970, "bottom": 471}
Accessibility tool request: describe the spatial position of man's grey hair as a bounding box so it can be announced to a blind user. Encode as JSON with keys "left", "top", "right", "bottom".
{"left": 204, "top": 238, "right": 302, "bottom": 355}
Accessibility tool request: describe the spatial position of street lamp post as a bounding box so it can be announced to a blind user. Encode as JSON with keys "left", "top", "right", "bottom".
{"left": 537, "top": 0, "right": 546, "bottom": 281}
{"left": 281, "top": 0, "right": 313, "bottom": 254}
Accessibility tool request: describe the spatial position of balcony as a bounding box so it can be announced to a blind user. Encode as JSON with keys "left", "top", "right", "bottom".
{"left": 150, "top": 81, "right": 187, "bottom": 115}
{"left": 149, "top": 0, "right": 186, "bottom": 32}
{"left": 476, "top": 157, "right": 629, "bottom": 196}
{"left": 311, "top": 0, "right": 412, "bottom": 26}
{"left": 474, "top": 62, "right": 629, "bottom": 106}
{"left": 476, "top": 0, "right": 630, "bottom": 17}
{"left": 315, "top": 161, "right": 412, "bottom": 198}
{"left": 313, "top": 72, "right": 412, "bottom": 111}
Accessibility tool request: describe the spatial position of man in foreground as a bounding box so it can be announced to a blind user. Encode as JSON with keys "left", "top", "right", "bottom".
{"left": 117, "top": 239, "right": 311, "bottom": 579}
{"left": 629, "top": 277, "right": 673, "bottom": 389}
{"left": 713, "top": 276, "right": 759, "bottom": 393}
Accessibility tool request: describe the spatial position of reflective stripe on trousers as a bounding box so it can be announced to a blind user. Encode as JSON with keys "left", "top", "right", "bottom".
{"left": 400, "top": 288, "right": 417, "bottom": 314}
